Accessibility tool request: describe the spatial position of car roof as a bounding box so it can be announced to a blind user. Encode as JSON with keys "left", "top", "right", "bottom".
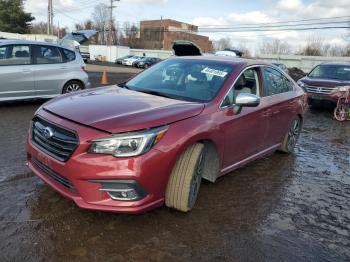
{"left": 0, "top": 39, "right": 64, "bottom": 48}
{"left": 318, "top": 62, "right": 350, "bottom": 67}
{"left": 170, "top": 55, "right": 269, "bottom": 67}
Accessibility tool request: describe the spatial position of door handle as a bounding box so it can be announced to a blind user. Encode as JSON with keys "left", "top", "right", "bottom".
{"left": 22, "top": 69, "right": 31, "bottom": 73}
{"left": 60, "top": 66, "right": 68, "bottom": 69}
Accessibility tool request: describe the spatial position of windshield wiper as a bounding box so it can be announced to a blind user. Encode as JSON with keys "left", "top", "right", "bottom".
{"left": 136, "top": 89, "right": 178, "bottom": 100}
{"left": 116, "top": 82, "right": 130, "bottom": 89}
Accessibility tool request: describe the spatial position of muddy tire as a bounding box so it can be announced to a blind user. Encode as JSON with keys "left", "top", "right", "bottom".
{"left": 165, "top": 143, "right": 205, "bottom": 212}
{"left": 279, "top": 117, "right": 301, "bottom": 153}
{"left": 62, "top": 80, "right": 84, "bottom": 94}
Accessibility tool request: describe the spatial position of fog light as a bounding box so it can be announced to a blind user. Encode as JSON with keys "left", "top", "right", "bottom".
{"left": 90, "top": 180, "right": 147, "bottom": 201}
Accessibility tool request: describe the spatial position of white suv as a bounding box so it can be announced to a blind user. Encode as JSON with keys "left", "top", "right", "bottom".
{"left": 0, "top": 40, "right": 90, "bottom": 101}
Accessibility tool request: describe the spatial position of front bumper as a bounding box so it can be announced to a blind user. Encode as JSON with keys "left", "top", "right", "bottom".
{"left": 306, "top": 92, "right": 340, "bottom": 103}
{"left": 26, "top": 110, "right": 173, "bottom": 214}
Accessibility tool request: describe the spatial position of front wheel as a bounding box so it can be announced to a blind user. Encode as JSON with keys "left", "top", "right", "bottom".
{"left": 62, "top": 80, "right": 84, "bottom": 94}
{"left": 334, "top": 102, "right": 347, "bottom": 122}
{"left": 165, "top": 143, "right": 205, "bottom": 212}
{"left": 279, "top": 117, "right": 301, "bottom": 153}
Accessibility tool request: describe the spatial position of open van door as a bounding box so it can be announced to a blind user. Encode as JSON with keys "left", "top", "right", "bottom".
{"left": 172, "top": 40, "right": 202, "bottom": 56}
{"left": 59, "top": 30, "right": 97, "bottom": 62}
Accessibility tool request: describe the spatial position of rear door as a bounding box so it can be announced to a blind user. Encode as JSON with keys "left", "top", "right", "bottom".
{"left": 32, "top": 44, "right": 66, "bottom": 96}
{"left": 261, "top": 66, "right": 298, "bottom": 146}
{"left": 0, "top": 44, "right": 35, "bottom": 100}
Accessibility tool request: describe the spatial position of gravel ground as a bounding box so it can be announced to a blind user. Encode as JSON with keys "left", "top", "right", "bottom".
{"left": 0, "top": 69, "right": 349, "bottom": 261}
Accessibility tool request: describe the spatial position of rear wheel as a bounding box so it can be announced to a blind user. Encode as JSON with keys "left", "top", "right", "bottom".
{"left": 144, "top": 64, "right": 149, "bottom": 69}
{"left": 334, "top": 102, "right": 347, "bottom": 122}
{"left": 165, "top": 143, "right": 205, "bottom": 212}
{"left": 279, "top": 117, "right": 301, "bottom": 153}
{"left": 62, "top": 80, "right": 84, "bottom": 94}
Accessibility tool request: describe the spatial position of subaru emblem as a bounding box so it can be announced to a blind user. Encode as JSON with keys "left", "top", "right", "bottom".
{"left": 43, "top": 127, "right": 54, "bottom": 139}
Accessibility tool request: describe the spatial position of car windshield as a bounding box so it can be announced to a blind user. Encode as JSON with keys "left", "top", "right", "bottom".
{"left": 126, "top": 59, "right": 234, "bottom": 102}
{"left": 308, "top": 65, "right": 350, "bottom": 81}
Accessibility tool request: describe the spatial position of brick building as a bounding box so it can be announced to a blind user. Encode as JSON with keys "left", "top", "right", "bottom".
{"left": 139, "top": 19, "right": 213, "bottom": 53}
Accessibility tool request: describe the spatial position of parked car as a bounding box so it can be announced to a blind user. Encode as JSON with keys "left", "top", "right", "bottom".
{"left": 0, "top": 40, "right": 90, "bottom": 101}
{"left": 115, "top": 55, "right": 134, "bottom": 64}
{"left": 27, "top": 56, "right": 306, "bottom": 214}
{"left": 215, "top": 49, "right": 243, "bottom": 57}
{"left": 297, "top": 63, "right": 350, "bottom": 105}
{"left": 133, "top": 57, "right": 161, "bottom": 68}
{"left": 272, "top": 63, "right": 288, "bottom": 73}
{"left": 122, "top": 56, "right": 141, "bottom": 66}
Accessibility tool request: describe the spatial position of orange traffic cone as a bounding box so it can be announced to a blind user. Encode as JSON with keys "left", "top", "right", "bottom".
{"left": 101, "top": 67, "right": 109, "bottom": 85}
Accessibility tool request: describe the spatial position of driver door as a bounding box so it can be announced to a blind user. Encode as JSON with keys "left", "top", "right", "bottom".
{"left": 221, "top": 66, "right": 271, "bottom": 170}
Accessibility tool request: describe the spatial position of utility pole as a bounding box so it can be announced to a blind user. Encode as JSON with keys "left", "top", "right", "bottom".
{"left": 47, "top": 0, "right": 53, "bottom": 35}
{"left": 108, "top": 0, "right": 120, "bottom": 46}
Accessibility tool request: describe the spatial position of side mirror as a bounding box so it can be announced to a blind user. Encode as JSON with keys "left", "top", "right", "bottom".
{"left": 233, "top": 93, "right": 260, "bottom": 114}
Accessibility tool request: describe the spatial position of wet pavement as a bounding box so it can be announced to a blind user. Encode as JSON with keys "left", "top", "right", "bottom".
{"left": 0, "top": 73, "right": 349, "bottom": 261}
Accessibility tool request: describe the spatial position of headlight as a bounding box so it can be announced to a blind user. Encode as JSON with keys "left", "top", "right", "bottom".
{"left": 88, "top": 126, "right": 168, "bottom": 157}
{"left": 338, "top": 86, "right": 350, "bottom": 92}
{"left": 297, "top": 80, "right": 305, "bottom": 87}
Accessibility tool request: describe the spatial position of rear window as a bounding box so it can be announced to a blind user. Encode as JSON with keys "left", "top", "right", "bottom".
{"left": 61, "top": 48, "right": 76, "bottom": 62}
{"left": 35, "top": 45, "right": 62, "bottom": 64}
{"left": 126, "top": 59, "right": 234, "bottom": 102}
{"left": 309, "top": 65, "right": 350, "bottom": 81}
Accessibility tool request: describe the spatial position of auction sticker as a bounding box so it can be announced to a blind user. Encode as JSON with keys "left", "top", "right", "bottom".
{"left": 201, "top": 67, "right": 228, "bottom": 77}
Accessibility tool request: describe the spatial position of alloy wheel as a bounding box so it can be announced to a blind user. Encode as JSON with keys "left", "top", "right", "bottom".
{"left": 65, "top": 83, "right": 82, "bottom": 93}
{"left": 287, "top": 119, "right": 300, "bottom": 151}
{"left": 188, "top": 151, "right": 204, "bottom": 208}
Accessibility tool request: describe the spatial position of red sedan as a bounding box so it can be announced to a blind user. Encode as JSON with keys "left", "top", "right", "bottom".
{"left": 27, "top": 57, "right": 306, "bottom": 213}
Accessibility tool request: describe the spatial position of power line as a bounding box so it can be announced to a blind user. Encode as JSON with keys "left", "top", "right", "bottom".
{"left": 196, "top": 20, "right": 350, "bottom": 30}
{"left": 195, "top": 15, "right": 350, "bottom": 27}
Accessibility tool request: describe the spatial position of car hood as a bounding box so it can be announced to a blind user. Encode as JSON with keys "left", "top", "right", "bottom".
{"left": 300, "top": 77, "right": 350, "bottom": 87}
{"left": 43, "top": 86, "right": 205, "bottom": 133}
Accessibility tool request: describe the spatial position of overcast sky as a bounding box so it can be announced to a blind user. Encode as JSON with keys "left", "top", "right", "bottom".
{"left": 24, "top": 0, "right": 350, "bottom": 52}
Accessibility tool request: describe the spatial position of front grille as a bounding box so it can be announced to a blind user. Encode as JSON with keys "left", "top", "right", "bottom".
{"left": 305, "top": 85, "right": 335, "bottom": 94}
{"left": 31, "top": 116, "right": 79, "bottom": 162}
{"left": 32, "top": 157, "right": 76, "bottom": 192}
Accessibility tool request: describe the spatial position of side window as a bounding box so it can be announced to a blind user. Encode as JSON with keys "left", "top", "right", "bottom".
{"left": 0, "top": 45, "right": 31, "bottom": 66}
{"left": 263, "top": 67, "right": 293, "bottom": 96}
{"left": 221, "top": 67, "right": 260, "bottom": 107}
{"left": 0, "top": 46, "right": 6, "bottom": 59}
{"left": 36, "top": 45, "right": 62, "bottom": 64}
{"left": 61, "top": 48, "right": 76, "bottom": 62}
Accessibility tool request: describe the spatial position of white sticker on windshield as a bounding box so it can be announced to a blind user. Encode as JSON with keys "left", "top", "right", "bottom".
{"left": 344, "top": 68, "right": 350, "bottom": 71}
{"left": 201, "top": 67, "right": 228, "bottom": 78}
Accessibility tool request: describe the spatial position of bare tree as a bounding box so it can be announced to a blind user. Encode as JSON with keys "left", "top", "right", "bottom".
{"left": 74, "top": 19, "right": 94, "bottom": 31}
{"left": 120, "top": 22, "right": 140, "bottom": 48}
{"left": 92, "top": 3, "right": 109, "bottom": 45}
{"left": 237, "top": 42, "right": 251, "bottom": 58}
{"left": 299, "top": 36, "right": 324, "bottom": 56}
{"left": 259, "top": 39, "right": 291, "bottom": 55}
{"left": 30, "top": 22, "right": 68, "bottom": 39}
{"left": 213, "top": 37, "right": 233, "bottom": 51}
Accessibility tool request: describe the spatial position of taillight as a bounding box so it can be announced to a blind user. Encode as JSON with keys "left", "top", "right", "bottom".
{"left": 81, "top": 66, "right": 87, "bottom": 72}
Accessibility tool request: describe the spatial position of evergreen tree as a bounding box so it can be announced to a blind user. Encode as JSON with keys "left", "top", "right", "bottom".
{"left": 0, "top": 0, "right": 34, "bottom": 34}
